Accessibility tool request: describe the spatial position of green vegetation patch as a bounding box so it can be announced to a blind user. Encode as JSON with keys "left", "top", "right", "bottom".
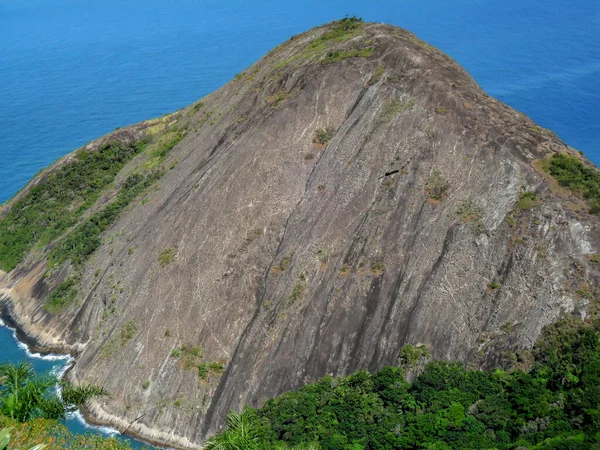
{"left": 0, "top": 140, "right": 146, "bottom": 272}
{"left": 44, "top": 275, "right": 81, "bottom": 314}
{"left": 456, "top": 198, "right": 484, "bottom": 228}
{"left": 322, "top": 48, "right": 372, "bottom": 64}
{"left": 313, "top": 127, "right": 335, "bottom": 146}
{"left": 315, "top": 16, "right": 365, "bottom": 45}
{"left": 425, "top": 170, "right": 450, "bottom": 201}
{"left": 198, "top": 362, "right": 225, "bottom": 381}
{"left": 158, "top": 247, "right": 177, "bottom": 267}
{"left": 287, "top": 272, "right": 307, "bottom": 306}
{"left": 369, "top": 65, "right": 385, "bottom": 84}
{"left": 170, "top": 344, "right": 225, "bottom": 381}
{"left": 100, "top": 320, "right": 139, "bottom": 359}
{"left": 397, "top": 343, "right": 429, "bottom": 369}
{"left": 272, "top": 254, "right": 292, "bottom": 273}
{"left": 516, "top": 191, "right": 541, "bottom": 210}
{"left": 210, "top": 317, "right": 600, "bottom": 449}
{"left": 143, "top": 129, "right": 183, "bottom": 170}
{"left": 48, "top": 171, "right": 162, "bottom": 269}
{"left": 273, "top": 16, "right": 365, "bottom": 70}
{"left": 266, "top": 90, "right": 287, "bottom": 108}
{"left": 370, "top": 262, "right": 386, "bottom": 276}
{"left": 546, "top": 153, "right": 600, "bottom": 215}
{"left": 488, "top": 280, "right": 501, "bottom": 290}
{"left": 317, "top": 248, "right": 329, "bottom": 263}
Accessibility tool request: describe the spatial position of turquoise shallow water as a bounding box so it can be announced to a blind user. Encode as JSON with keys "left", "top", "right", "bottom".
{"left": 0, "top": 0, "right": 598, "bottom": 446}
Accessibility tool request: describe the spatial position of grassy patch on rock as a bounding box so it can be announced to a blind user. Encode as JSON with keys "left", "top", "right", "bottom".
{"left": 44, "top": 275, "right": 81, "bottom": 314}
{"left": 545, "top": 153, "right": 600, "bottom": 215}
{"left": 158, "top": 247, "right": 177, "bottom": 267}
{"left": 322, "top": 48, "right": 372, "bottom": 64}
{"left": 100, "top": 320, "right": 139, "bottom": 359}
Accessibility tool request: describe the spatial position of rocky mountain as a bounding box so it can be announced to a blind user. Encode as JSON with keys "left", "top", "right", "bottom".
{"left": 1, "top": 19, "right": 599, "bottom": 448}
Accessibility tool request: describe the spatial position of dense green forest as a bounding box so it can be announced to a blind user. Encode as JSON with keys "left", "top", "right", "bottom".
{"left": 3, "top": 318, "right": 600, "bottom": 449}
{"left": 206, "top": 317, "right": 600, "bottom": 449}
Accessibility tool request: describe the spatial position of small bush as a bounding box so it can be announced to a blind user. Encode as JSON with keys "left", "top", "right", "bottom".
{"left": 267, "top": 90, "right": 287, "bottom": 107}
{"left": 272, "top": 254, "right": 292, "bottom": 273}
{"left": 158, "top": 247, "right": 176, "bottom": 267}
{"left": 369, "top": 65, "right": 385, "bottom": 84}
{"left": 288, "top": 274, "right": 307, "bottom": 305}
{"left": 372, "top": 98, "right": 415, "bottom": 132}
{"left": 339, "top": 264, "right": 351, "bottom": 276}
{"left": 191, "top": 101, "right": 204, "bottom": 114}
{"left": 488, "top": 280, "right": 501, "bottom": 290}
{"left": 456, "top": 198, "right": 483, "bottom": 224}
{"left": 313, "top": 127, "right": 335, "bottom": 146}
{"left": 435, "top": 106, "right": 447, "bottom": 114}
{"left": 398, "top": 344, "right": 429, "bottom": 369}
{"left": 517, "top": 191, "right": 540, "bottom": 210}
{"left": 370, "top": 262, "right": 386, "bottom": 275}
{"left": 198, "top": 363, "right": 208, "bottom": 380}
{"left": 425, "top": 170, "right": 450, "bottom": 201}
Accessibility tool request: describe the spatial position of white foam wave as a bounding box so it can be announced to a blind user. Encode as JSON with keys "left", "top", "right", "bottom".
{"left": 0, "top": 317, "right": 71, "bottom": 362}
{"left": 69, "top": 410, "right": 120, "bottom": 436}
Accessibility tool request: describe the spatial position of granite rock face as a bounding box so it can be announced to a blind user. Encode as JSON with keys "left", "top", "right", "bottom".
{"left": 1, "top": 21, "right": 599, "bottom": 448}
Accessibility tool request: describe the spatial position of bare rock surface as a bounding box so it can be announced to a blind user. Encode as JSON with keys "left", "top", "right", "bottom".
{"left": 1, "top": 21, "right": 600, "bottom": 448}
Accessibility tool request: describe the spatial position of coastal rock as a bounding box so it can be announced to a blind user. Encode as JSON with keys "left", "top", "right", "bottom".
{"left": 1, "top": 20, "right": 599, "bottom": 448}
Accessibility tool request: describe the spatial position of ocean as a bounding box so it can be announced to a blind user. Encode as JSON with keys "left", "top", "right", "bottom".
{"left": 0, "top": 0, "right": 598, "bottom": 445}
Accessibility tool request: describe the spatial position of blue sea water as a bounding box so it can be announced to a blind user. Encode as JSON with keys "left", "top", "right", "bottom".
{"left": 0, "top": 0, "right": 598, "bottom": 445}
{"left": 0, "top": 0, "right": 599, "bottom": 208}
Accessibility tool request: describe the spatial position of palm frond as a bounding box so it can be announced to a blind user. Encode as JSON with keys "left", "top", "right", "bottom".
{"left": 61, "top": 383, "right": 108, "bottom": 407}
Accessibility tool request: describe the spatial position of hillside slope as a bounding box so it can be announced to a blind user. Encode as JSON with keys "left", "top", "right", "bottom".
{"left": 1, "top": 19, "right": 599, "bottom": 448}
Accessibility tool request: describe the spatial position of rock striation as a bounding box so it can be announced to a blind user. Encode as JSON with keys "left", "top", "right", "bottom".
{"left": 1, "top": 20, "right": 599, "bottom": 448}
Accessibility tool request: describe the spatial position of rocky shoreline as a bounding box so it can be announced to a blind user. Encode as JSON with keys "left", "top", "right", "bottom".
{"left": 0, "top": 292, "right": 197, "bottom": 450}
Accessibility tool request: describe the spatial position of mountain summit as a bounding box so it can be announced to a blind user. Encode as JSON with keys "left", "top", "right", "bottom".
{"left": 1, "top": 19, "right": 599, "bottom": 448}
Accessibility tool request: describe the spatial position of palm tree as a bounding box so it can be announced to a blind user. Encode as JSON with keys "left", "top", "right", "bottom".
{"left": 0, "top": 362, "right": 107, "bottom": 423}
{"left": 204, "top": 407, "right": 262, "bottom": 450}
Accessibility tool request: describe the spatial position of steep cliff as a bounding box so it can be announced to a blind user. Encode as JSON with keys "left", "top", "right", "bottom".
{"left": 1, "top": 19, "right": 599, "bottom": 448}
